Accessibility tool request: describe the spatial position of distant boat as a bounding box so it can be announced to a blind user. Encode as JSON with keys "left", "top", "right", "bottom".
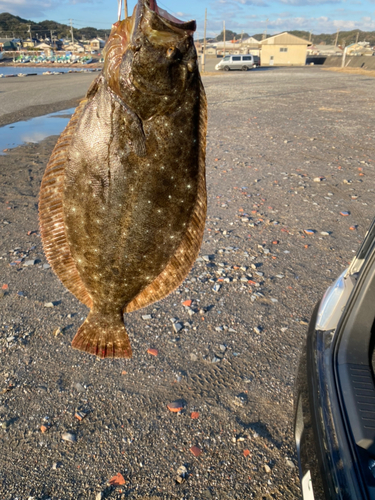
{"left": 80, "top": 56, "right": 93, "bottom": 64}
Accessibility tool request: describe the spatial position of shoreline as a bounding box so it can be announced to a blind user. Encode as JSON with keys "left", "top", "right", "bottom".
{"left": 0, "top": 58, "right": 103, "bottom": 70}
{"left": 0, "top": 71, "right": 96, "bottom": 127}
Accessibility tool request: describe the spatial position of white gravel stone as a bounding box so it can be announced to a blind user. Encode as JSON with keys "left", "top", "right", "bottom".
{"left": 24, "top": 259, "right": 36, "bottom": 266}
{"left": 61, "top": 432, "right": 76, "bottom": 443}
{"left": 173, "top": 322, "right": 183, "bottom": 333}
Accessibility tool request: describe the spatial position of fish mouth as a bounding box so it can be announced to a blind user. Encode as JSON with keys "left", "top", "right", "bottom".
{"left": 147, "top": 0, "right": 195, "bottom": 29}
{"left": 134, "top": 0, "right": 196, "bottom": 37}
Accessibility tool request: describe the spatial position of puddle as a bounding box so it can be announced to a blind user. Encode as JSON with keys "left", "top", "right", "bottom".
{"left": 0, "top": 66, "right": 100, "bottom": 76}
{"left": 0, "top": 108, "right": 75, "bottom": 154}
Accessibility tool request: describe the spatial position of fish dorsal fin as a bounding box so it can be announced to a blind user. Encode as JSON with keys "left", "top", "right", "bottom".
{"left": 125, "top": 78, "right": 207, "bottom": 312}
{"left": 39, "top": 96, "right": 94, "bottom": 308}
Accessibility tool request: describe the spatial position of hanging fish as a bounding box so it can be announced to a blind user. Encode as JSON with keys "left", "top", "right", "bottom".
{"left": 39, "top": 0, "right": 207, "bottom": 359}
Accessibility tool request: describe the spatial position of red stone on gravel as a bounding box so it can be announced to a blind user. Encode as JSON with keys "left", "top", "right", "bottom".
{"left": 109, "top": 472, "right": 126, "bottom": 486}
{"left": 147, "top": 348, "right": 158, "bottom": 356}
{"left": 190, "top": 445, "right": 202, "bottom": 457}
{"left": 167, "top": 401, "right": 184, "bottom": 412}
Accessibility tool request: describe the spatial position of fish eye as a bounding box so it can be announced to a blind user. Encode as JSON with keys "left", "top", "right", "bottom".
{"left": 166, "top": 47, "right": 175, "bottom": 58}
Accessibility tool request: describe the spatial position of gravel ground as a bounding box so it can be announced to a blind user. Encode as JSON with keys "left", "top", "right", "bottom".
{"left": 0, "top": 66, "right": 374, "bottom": 499}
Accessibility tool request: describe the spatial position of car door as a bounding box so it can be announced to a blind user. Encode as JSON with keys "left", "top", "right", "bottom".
{"left": 295, "top": 216, "right": 375, "bottom": 500}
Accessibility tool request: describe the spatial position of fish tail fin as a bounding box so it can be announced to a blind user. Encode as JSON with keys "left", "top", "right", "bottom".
{"left": 71, "top": 312, "right": 132, "bottom": 359}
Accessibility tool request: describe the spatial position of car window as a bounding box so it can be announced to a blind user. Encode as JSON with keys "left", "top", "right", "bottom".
{"left": 232, "top": 56, "right": 241, "bottom": 61}
{"left": 242, "top": 56, "right": 252, "bottom": 61}
{"left": 223, "top": 56, "right": 230, "bottom": 61}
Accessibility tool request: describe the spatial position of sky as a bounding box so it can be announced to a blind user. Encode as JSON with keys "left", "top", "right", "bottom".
{"left": 1, "top": 0, "right": 375, "bottom": 38}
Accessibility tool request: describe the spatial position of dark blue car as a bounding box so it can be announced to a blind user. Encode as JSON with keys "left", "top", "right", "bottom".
{"left": 295, "top": 218, "right": 375, "bottom": 499}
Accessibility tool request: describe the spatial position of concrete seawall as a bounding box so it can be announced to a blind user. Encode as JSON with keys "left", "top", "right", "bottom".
{"left": 308, "top": 55, "right": 375, "bottom": 70}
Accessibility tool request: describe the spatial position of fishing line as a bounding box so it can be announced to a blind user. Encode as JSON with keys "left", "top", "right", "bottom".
{"left": 117, "top": 0, "right": 123, "bottom": 21}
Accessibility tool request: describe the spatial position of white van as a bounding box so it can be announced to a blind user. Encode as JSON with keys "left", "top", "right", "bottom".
{"left": 215, "top": 54, "right": 259, "bottom": 71}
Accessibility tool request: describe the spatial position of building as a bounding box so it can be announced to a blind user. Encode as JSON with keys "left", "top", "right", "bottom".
{"left": 90, "top": 38, "right": 106, "bottom": 52}
{"left": 34, "top": 42, "right": 54, "bottom": 56}
{"left": 22, "top": 39, "right": 37, "bottom": 49}
{"left": 214, "top": 39, "right": 261, "bottom": 56}
{"left": 345, "top": 43, "right": 374, "bottom": 56}
{"left": 0, "top": 38, "right": 18, "bottom": 51}
{"left": 63, "top": 42, "right": 85, "bottom": 53}
{"left": 307, "top": 44, "right": 343, "bottom": 56}
{"left": 260, "top": 32, "right": 310, "bottom": 66}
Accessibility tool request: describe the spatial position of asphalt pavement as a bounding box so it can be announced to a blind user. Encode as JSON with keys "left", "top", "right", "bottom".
{"left": 0, "top": 71, "right": 97, "bottom": 127}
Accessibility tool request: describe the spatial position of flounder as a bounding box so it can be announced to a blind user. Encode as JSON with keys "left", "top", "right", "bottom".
{"left": 39, "top": 0, "right": 207, "bottom": 358}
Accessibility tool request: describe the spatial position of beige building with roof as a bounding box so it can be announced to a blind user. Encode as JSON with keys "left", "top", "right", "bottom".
{"left": 260, "top": 32, "right": 310, "bottom": 66}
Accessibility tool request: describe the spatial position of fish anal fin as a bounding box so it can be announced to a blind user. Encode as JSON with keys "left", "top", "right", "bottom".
{"left": 71, "top": 312, "right": 132, "bottom": 359}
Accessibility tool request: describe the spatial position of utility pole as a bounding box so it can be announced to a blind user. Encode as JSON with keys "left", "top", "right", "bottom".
{"left": 355, "top": 30, "right": 359, "bottom": 44}
{"left": 124, "top": 0, "right": 128, "bottom": 19}
{"left": 263, "top": 18, "right": 269, "bottom": 40}
{"left": 223, "top": 21, "right": 226, "bottom": 57}
{"left": 240, "top": 30, "right": 244, "bottom": 51}
{"left": 202, "top": 8, "right": 207, "bottom": 72}
{"left": 341, "top": 46, "right": 348, "bottom": 67}
{"left": 309, "top": 31, "right": 312, "bottom": 43}
{"left": 27, "top": 25, "right": 31, "bottom": 40}
{"left": 335, "top": 29, "right": 339, "bottom": 47}
{"left": 69, "top": 19, "right": 74, "bottom": 44}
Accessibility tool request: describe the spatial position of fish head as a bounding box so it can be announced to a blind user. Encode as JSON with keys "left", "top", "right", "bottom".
{"left": 103, "top": 0, "right": 198, "bottom": 115}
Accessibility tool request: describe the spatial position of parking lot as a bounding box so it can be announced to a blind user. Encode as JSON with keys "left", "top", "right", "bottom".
{"left": 0, "top": 66, "right": 374, "bottom": 498}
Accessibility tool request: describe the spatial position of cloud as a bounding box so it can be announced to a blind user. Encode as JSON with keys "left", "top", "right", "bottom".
{"left": 227, "top": 0, "right": 266, "bottom": 3}
{"left": 211, "top": 0, "right": 268, "bottom": 11}
{"left": 279, "top": 0, "right": 341, "bottom": 5}
{"left": 0, "top": 0, "right": 52, "bottom": 18}
{"left": 265, "top": 14, "right": 375, "bottom": 32}
{"left": 0, "top": 0, "right": 96, "bottom": 19}
{"left": 171, "top": 11, "right": 194, "bottom": 20}
{"left": 205, "top": 12, "right": 375, "bottom": 34}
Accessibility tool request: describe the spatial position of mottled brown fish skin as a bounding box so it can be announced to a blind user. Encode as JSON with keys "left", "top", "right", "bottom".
{"left": 39, "top": 0, "right": 207, "bottom": 358}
